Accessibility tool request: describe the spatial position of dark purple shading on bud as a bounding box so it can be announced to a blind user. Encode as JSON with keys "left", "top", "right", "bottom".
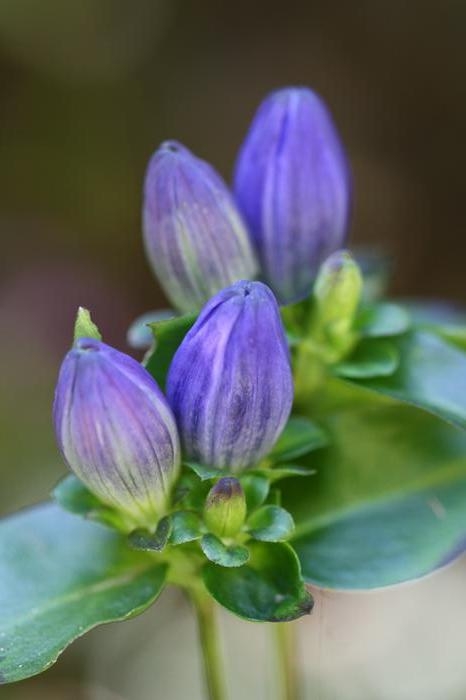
{"left": 166, "top": 280, "right": 293, "bottom": 471}
{"left": 53, "top": 338, "right": 180, "bottom": 528}
{"left": 143, "top": 141, "right": 258, "bottom": 313}
{"left": 204, "top": 477, "right": 247, "bottom": 537}
{"left": 234, "top": 86, "right": 351, "bottom": 304}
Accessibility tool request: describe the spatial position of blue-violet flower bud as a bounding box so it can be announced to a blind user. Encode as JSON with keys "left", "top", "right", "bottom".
{"left": 166, "top": 280, "right": 293, "bottom": 471}
{"left": 143, "top": 140, "right": 258, "bottom": 313}
{"left": 53, "top": 338, "right": 180, "bottom": 528}
{"left": 234, "top": 86, "right": 351, "bottom": 304}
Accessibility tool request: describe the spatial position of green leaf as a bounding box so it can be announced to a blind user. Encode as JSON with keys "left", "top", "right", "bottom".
{"left": 0, "top": 503, "right": 167, "bottom": 684}
{"left": 282, "top": 381, "right": 466, "bottom": 589}
{"left": 348, "top": 331, "right": 466, "bottom": 430}
{"left": 247, "top": 505, "right": 295, "bottom": 542}
{"left": 203, "top": 541, "right": 313, "bottom": 622}
{"left": 73, "top": 307, "right": 101, "bottom": 342}
{"left": 170, "top": 510, "right": 204, "bottom": 544}
{"left": 184, "top": 462, "right": 222, "bottom": 481}
{"left": 239, "top": 472, "right": 270, "bottom": 511}
{"left": 53, "top": 475, "right": 128, "bottom": 531}
{"left": 128, "top": 516, "right": 172, "bottom": 552}
{"left": 127, "top": 309, "right": 175, "bottom": 350}
{"left": 200, "top": 534, "right": 249, "bottom": 568}
{"left": 332, "top": 338, "right": 399, "bottom": 379}
{"left": 355, "top": 302, "right": 411, "bottom": 338}
{"left": 144, "top": 313, "right": 196, "bottom": 390}
{"left": 269, "top": 464, "right": 316, "bottom": 482}
{"left": 268, "top": 416, "right": 329, "bottom": 463}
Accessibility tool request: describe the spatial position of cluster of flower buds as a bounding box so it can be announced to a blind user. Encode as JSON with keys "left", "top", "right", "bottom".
{"left": 54, "top": 280, "right": 292, "bottom": 528}
{"left": 54, "top": 84, "right": 350, "bottom": 531}
{"left": 143, "top": 86, "right": 351, "bottom": 310}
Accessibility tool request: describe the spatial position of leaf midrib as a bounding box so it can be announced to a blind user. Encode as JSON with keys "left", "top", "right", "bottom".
{"left": 292, "top": 457, "right": 466, "bottom": 538}
{"left": 0, "top": 562, "right": 161, "bottom": 634}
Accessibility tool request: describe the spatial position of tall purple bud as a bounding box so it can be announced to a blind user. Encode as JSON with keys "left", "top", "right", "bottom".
{"left": 143, "top": 141, "right": 258, "bottom": 313}
{"left": 234, "top": 86, "right": 351, "bottom": 304}
{"left": 166, "top": 280, "right": 293, "bottom": 471}
{"left": 53, "top": 338, "right": 180, "bottom": 529}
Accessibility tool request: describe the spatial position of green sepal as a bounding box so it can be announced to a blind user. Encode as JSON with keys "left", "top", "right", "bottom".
{"left": 268, "top": 464, "right": 317, "bottom": 482}
{"left": 0, "top": 503, "right": 167, "bottom": 684}
{"left": 128, "top": 516, "right": 172, "bottom": 552}
{"left": 247, "top": 505, "right": 295, "bottom": 542}
{"left": 268, "top": 416, "right": 329, "bottom": 463}
{"left": 53, "top": 475, "right": 130, "bottom": 532}
{"left": 332, "top": 338, "right": 399, "bottom": 379}
{"left": 239, "top": 472, "right": 270, "bottom": 511}
{"left": 144, "top": 313, "right": 196, "bottom": 390}
{"left": 184, "top": 462, "right": 223, "bottom": 481}
{"left": 73, "top": 307, "right": 102, "bottom": 342}
{"left": 169, "top": 510, "right": 205, "bottom": 544}
{"left": 203, "top": 541, "right": 313, "bottom": 622}
{"left": 200, "top": 534, "right": 249, "bottom": 568}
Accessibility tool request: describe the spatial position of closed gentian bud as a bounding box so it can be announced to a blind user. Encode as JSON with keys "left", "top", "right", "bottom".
{"left": 313, "top": 249, "right": 362, "bottom": 353}
{"left": 53, "top": 338, "right": 180, "bottom": 529}
{"left": 143, "top": 141, "right": 258, "bottom": 313}
{"left": 166, "top": 280, "right": 293, "bottom": 471}
{"left": 234, "top": 86, "right": 351, "bottom": 304}
{"left": 204, "top": 477, "right": 247, "bottom": 538}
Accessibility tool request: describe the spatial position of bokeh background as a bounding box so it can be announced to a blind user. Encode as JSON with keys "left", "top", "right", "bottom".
{"left": 1, "top": 1, "right": 466, "bottom": 698}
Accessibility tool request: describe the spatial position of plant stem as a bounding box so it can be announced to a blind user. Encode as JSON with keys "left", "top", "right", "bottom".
{"left": 274, "top": 622, "right": 301, "bottom": 700}
{"left": 189, "top": 586, "right": 228, "bottom": 700}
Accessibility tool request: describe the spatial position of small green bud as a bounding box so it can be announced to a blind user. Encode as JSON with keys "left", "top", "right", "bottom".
{"left": 74, "top": 307, "right": 102, "bottom": 342}
{"left": 204, "top": 477, "right": 247, "bottom": 538}
{"left": 313, "top": 250, "right": 362, "bottom": 355}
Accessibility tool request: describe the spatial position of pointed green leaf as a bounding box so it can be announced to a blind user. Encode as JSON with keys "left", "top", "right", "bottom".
{"left": 349, "top": 331, "right": 466, "bottom": 429}
{"left": 239, "top": 472, "right": 270, "bottom": 511}
{"left": 268, "top": 417, "right": 329, "bottom": 463}
{"left": 355, "top": 302, "right": 411, "bottom": 338}
{"left": 0, "top": 504, "right": 167, "bottom": 684}
{"left": 332, "top": 338, "right": 399, "bottom": 379}
{"left": 247, "top": 506, "right": 295, "bottom": 542}
{"left": 269, "top": 464, "right": 316, "bottom": 482}
{"left": 144, "top": 313, "right": 196, "bottom": 390}
{"left": 203, "top": 541, "right": 313, "bottom": 622}
{"left": 184, "top": 462, "right": 222, "bottom": 481}
{"left": 200, "top": 534, "right": 249, "bottom": 568}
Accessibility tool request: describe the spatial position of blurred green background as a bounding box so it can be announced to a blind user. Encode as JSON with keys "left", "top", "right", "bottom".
{"left": 1, "top": 1, "right": 466, "bottom": 698}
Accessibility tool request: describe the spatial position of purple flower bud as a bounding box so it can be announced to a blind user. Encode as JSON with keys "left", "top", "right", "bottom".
{"left": 143, "top": 141, "right": 258, "bottom": 313}
{"left": 53, "top": 338, "right": 180, "bottom": 528}
{"left": 166, "top": 280, "right": 293, "bottom": 471}
{"left": 234, "top": 87, "right": 351, "bottom": 304}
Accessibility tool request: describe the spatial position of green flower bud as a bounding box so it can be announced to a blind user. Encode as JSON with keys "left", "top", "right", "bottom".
{"left": 313, "top": 249, "right": 362, "bottom": 355}
{"left": 204, "top": 478, "right": 247, "bottom": 538}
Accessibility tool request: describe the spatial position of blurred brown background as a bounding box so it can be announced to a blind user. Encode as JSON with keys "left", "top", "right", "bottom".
{"left": 1, "top": 1, "right": 466, "bottom": 698}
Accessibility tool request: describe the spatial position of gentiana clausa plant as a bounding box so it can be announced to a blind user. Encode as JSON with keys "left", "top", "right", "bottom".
{"left": 1, "top": 85, "right": 466, "bottom": 700}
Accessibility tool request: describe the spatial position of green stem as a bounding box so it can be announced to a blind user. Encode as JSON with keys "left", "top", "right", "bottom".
{"left": 189, "top": 586, "right": 228, "bottom": 700}
{"left": 274, "top": 622, "right": 301, "bottom": 700}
